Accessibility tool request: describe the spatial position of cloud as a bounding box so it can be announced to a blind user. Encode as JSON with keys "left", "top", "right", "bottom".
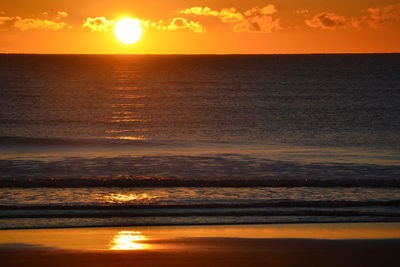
{"left": 245, "top": 5, "right": 277, "bottom": 16}
{"left": 306, "top": 2, "right": 400, "bottom": 30}
{"left": 353, "top": 3, "right": 400, "bottom": 28}
{"left": 219, "top": 8, "right": 244, "bottom": 22}
{"left": 305, "top": 12, "right": 348, "bottom": 30}
{"left": 42, "top": 10, "right": 69, "bottom": 20}
{"left": 0, "top": 16, "right": 15, "bottom": 32}
{"left": 141, "top": 17, "right": 206, "bottom": 33}
{"left": 81, "top": 16, "right": 205, "bottom": 33}
{"left": 235, "top": 5, "right": 281, "bottom": 33}
{"left": 179, "top": 7, "right": 221, "bottom": 17}
{"left": 14, "top": 18, "right": 70, "bottom": 31}
{"left": 179, "top": 6, "right": 243, "bottom": 22}
{"left": 57, "top": 11, "right": 68, "bottom": 19}
{"left": 165, "top": 18, "right": 206, "bottom": 33}
{"left": 178, "top": 5, "right": 282, "bottom": 33}
{"left": 0, "top": 16, "right": 70, "bottom": 31}
{"left": 296, "top": 9, "right": 309, "bottom": 15}
{"left": 82, "top": 16, "right": 114, "bottom": 32}
{"left": 0, "top": 16, "right": 14, "bottom": 26}
{"left": 0, "top": 11, "right": 71, "bottom": 31}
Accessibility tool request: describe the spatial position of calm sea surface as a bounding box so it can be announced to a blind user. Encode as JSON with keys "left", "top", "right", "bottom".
{"left": 0, "top": 54, "right": 399, "bottom": 229}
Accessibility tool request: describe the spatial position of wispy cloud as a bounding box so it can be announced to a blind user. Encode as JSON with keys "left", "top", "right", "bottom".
{"left": 14, "top": 18, "right": 70, "bottom": 31}
{"left": 0, "top": 16, "right": 14, "bottom": 26}
{"left": 1, "top": 17, "right": 70, "bottom": 31}
{"left": 0, "top": 11, "right": 71, "bottom": 31}
{"left": 353, "top": 3, "right": 400, "bottom": 28}
{"left": 82, "top": 16, "right": 206, "bottom": 33}
{"left": 306, "top": 2, "right": 400, "bottom": 30}
{"left": 178, "top": 6, "right": 243, "bottom": 22}
{"left": 82, "top": 17, "right": 114, "bottom": 32}
{"left": 296, "top": 9, "right": 309, "bottom": 15}
{"left": 305, "top": 12, "right": 348, "bottom": 30}
{"left": 140, "top": 18, "right": 206, "bottom": 33}
{"left": 57, "top": 11, "right": 68, "bottom": 19}
{"left": 43, "top": 10, "right": 69, "bottom": 20}
{"left": 178, "top": 5, "right": 282, "bottom": 33}
{"left": 234, "top": 5, "right": 281, "bottom": 33}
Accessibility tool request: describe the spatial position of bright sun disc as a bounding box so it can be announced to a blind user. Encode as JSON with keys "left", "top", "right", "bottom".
{"left": 114, "top": 18, "right": 142, "bottom": 44}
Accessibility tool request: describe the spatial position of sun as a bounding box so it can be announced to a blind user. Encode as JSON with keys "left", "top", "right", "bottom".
{"left": 114, "top": 18, "right": 142, "bottom": 44}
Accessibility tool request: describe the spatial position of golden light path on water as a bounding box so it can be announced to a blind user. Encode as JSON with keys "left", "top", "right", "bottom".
{"left": 110, "top": 231, "right": 151, "bottom": 250}
{"left": 103, "top": 193, "right": 153, "bottom": 203}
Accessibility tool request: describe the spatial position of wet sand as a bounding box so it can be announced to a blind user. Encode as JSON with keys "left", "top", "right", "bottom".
{"left": 1, "top": 223, "right": 400, "bottom": 266}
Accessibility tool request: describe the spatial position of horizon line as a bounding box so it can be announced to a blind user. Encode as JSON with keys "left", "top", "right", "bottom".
{"left": 1, "top": 52, "right": 400, "bottom": 56}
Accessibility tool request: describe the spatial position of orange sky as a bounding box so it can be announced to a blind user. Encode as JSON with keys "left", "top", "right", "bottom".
{"left": 1, "top": 0, "right": 399, "bottom": 54}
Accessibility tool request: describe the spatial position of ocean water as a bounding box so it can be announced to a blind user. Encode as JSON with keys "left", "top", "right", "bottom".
{"left": 0, "top": 54, "right": 399, "bottom": 229}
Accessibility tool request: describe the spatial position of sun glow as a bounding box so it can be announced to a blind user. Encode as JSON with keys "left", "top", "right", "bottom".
{"left": 114, "top": 18, "right": 142, "bottom": 44}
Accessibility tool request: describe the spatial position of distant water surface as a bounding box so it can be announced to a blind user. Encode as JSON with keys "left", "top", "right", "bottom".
{"left": 0, "top": 54, "right": 399, "bottom": 229}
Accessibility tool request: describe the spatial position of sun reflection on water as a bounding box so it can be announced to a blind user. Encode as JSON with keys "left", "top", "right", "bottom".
{"left": 104, "top": 193, "right": 153, "bottom": 203}
{"left": 110, "top": 231, "right": 151, "bottom": 250}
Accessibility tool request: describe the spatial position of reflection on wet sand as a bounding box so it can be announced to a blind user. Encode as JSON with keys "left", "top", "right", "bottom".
{"left": 105, "top": 136, "right": 146, "bottom": 140}
{"left": 110, "top": 231, "right": 151, "bottom": 250}
{"left": 0, "top": 223, "right": 400, "bottom": 251}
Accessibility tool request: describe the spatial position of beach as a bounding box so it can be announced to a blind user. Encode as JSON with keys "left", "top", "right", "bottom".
{"left": 0, "top": 55, "right": 399, "bottom": 265}
{"left": 1, "top": 223, "right": 400, "bottom": 266}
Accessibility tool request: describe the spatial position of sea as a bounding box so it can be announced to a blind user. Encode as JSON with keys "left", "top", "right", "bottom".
{"left": 0, "top": 54, "right": 399, "bottom": 229}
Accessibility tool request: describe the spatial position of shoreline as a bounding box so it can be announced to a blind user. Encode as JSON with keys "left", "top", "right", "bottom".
{"left": 1, "top": 222, "right": 400, "bottom": 249}
{"left": 1, "top": 222, "right": 399, "bottom": 267}
{"left": 2, "top": 220, "right": 400, "bottom": 231}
